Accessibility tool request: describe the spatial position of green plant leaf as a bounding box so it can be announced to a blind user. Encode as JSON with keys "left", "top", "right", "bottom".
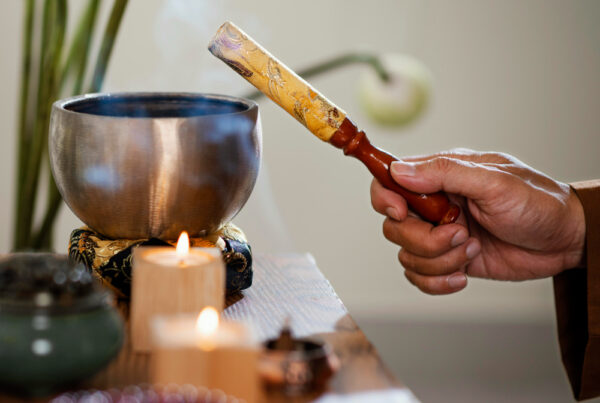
{"left": 15, "top": 0, "right": 67, "bottom": 250}
{"left": 89, "top": 0, "right": 128, "bottom": 92}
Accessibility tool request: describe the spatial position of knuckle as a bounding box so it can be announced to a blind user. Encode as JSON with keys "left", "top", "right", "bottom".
{"left": 490, "top": 151, "right": 512, "bottom": 164}
{"left": 404, "top": 270, "right": 446, "bottom": 295}
{"left": 400, "top": 250, "right": 434, "bottom": 276}
{"left": 463, "top": 262, "right": 473, "bottom": 277}
{"left": 420, "top": 240, "right": 440, "bottom": 258}
{"left": 370, "top": 194, "right": 379, "bottom": 211}
{"left": 486, "top": 169, "right": 516, "bottom": 196}
{"left": 438, "top": 253, "right": 459, "bottom": 271}
{"left": 431, "top": 156, "right": 454, "bottom": 173}
{"left": 403, "top": 270, "right": 414, "bottom": 284}
{"left": 370, "top": 181, "right": 381, "bottom": 206}
{"left": 382, "top": 219, "right": 398, "bottom": 243}
{"left": 416, "top": 279, "right": 440, "bottom": 295}
{"left": 449, "top": 147, "right": 475, "bottom": 156}
{"left": 398, "top": 249, "right": 414, "bottom": 269}
{"left": 370, "top": 179, "right": 399, "bottom": 215}
{"left": 370, "top": 178, "right": 379, "bottom": 195}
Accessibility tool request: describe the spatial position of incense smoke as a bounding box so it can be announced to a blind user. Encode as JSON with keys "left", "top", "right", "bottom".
{"left": 153, "top": 0, "right": 293, "bottom": 251}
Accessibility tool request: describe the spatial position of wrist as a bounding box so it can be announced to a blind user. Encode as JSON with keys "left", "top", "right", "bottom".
{"left": 563, "top": 186, "right": 586, "bottom": 270}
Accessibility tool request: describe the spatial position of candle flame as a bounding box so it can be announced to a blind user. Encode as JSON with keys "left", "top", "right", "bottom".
{"left": 176, "top": 231, "right": 190, "bottom": 262}
{"left": 196, "top": 307, "right": 219, "bottom": 337}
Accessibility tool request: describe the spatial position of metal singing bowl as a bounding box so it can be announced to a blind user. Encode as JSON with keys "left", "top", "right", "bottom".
{"left": 49, "top": 92, "right": 262, "bottom": 240}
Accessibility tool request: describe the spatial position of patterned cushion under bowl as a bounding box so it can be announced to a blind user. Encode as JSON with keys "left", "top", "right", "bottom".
{"left": 68, "top": 223, "right": 252, "bottom": 299}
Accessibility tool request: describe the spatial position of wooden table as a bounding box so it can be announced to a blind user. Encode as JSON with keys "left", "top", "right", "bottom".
{"left": 4, "top": 253, "right": 418, "bottom": 402}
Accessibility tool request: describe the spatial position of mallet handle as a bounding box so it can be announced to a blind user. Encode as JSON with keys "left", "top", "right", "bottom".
{"left": 331, "top": 118, "right": 459, "bottom": 225}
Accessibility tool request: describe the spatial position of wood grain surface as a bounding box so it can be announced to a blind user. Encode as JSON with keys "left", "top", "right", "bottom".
{"left": 1, "top": 253, "right": 418, "bottom": 402}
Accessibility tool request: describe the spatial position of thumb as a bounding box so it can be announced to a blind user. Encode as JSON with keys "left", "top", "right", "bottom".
{"left": 390, "top": 157, "right": 504, "bottom": 200}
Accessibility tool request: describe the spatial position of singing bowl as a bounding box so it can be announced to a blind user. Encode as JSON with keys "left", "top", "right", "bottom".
{"left": 50, "top": 92, "right": 262, "bottom": 240}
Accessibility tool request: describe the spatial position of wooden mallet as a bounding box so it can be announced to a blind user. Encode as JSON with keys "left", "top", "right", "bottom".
{"left": 209, "top": 22, "right": 459, "bottom": 225}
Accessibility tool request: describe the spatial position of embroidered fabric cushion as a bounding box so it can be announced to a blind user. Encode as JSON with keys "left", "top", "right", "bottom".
{"left": 68, "top": 223, "right": 252, "bottom": 298}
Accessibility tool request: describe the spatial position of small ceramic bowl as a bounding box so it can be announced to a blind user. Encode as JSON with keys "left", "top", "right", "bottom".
{"left": 0, "top": 253, "right": 124, "bottom": 397}
{"left": 260, "top": 337, "right": 339, "bottom": 396}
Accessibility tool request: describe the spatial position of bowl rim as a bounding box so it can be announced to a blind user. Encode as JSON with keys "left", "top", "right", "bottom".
{"left": 53, "top": 91, "right": 259, "bottom": 120}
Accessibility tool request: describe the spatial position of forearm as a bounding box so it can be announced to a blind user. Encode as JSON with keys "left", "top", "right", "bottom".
{"left": 554, "top": 180, "right": 600, "bottom": 400}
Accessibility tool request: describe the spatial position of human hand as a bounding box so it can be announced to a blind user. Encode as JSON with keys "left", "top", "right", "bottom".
{"left": 370, "top": 149, "right": 586, "bottom": 295}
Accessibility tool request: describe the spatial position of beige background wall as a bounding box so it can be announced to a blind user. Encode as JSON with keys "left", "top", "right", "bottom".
{"left": 1, "top": 0, "right": 599, "bottom": 323}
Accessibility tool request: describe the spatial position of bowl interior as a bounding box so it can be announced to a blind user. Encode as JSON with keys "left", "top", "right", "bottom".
{"left": 63, "top": 93, "right": 250, "bottom": 118}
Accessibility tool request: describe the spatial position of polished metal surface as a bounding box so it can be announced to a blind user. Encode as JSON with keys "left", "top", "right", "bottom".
{"left": 50, "top": 92, "right": 261, "bottom": 240}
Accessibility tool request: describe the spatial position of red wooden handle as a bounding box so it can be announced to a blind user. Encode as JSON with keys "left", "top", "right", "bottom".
{"left": 331, "top": 119, "right": 460, "bottom": 225}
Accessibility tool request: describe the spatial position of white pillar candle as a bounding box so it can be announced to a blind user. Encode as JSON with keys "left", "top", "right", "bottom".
{"left": 151, "top": 308, "right": 261, "bottom": 403}
{"left": 130, "top": 232, "right": 225, "bottom": 352}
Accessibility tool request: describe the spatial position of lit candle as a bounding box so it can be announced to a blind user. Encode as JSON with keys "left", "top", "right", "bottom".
{"left": 130, "top": 232, "right": 225, "bottom": 352}
{"left": 152, "top": 307, "right": 260, "bottom": 403}
{"left": 143, "top": 232, "right": 211, "bottom": 266}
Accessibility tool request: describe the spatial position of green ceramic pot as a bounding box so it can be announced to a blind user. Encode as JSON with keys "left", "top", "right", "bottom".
{"left": 0, "top": 253, "right": 124, "bottom": 397}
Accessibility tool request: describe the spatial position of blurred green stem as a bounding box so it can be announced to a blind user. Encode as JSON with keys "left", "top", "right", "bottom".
{"left": 32, "top": 176, "right": 63, "bottom": 250}
{"left": 31, "top": 0, "right": 129, "bottom": 249}
{"left": 15, "top": 0, "right": 67, "bottom": 250}
{"left": 13, "top": 0, "right": 35, "bottom": 251}
{"left": 59, "top": 0, "right": 100, "bottom": 94}
{"left": 244, "top": 52, "right": 390, "bottom": 100}
{"left": 32, "top": 0, "right": 103, "bottom": 249}
{"left": 89, "top": 0, "right": 128, "bottom": 92}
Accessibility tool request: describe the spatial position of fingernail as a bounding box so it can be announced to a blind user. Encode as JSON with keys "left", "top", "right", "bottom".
{"left": 391, "top": 161, "right": 416, "bottom": 177}
{"left": 448, "top": 272, "right": 467, "bottom": 289}
{"left": 451, "top": 230, "right": 468, "bottom": 247}
{"left": 466, "top": 241, "right": 480, "bottom": 259}
{"left": 386, "top": 207, "right": 401, "bottom": 221}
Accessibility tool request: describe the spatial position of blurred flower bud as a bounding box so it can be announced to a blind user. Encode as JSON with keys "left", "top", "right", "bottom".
{"left": 358, "top": 54, "right": 432, "bottom": 127}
